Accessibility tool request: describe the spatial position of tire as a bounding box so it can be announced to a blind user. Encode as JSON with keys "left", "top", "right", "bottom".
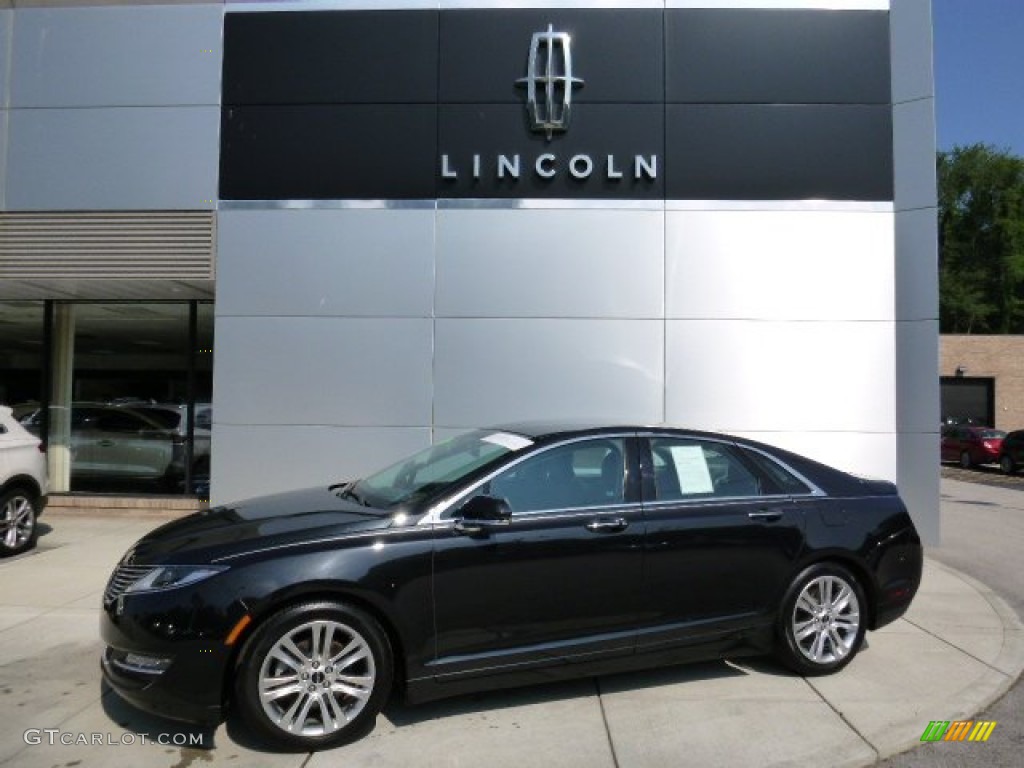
{"left": 776, "top": 563, "right": 866, "bottom": 676}
{"left": 1000, "top": 455, "right": 1016, "bottom": 475}
{"left": 234, "top": 601, "right": 393, "bottom": 750}
{"left": 0, "top": 488, "right": 39, "bottom": 557}
{"left": 959, "top": 451, "right": 972, "bottom": 469}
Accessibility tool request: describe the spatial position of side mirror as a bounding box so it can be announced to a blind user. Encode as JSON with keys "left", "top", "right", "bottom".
{"left": 455, "top": 495, "right": 511, "bottom": 534}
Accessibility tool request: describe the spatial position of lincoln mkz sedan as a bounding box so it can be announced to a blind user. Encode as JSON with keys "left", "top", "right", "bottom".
{"left": 101, "top": 425, "right": 923, "bottom": 750}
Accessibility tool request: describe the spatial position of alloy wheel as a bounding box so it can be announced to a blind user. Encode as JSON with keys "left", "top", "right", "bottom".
{"left": 1, "top": 493, "right": 35, "bottom": 553}
{"left": 790, "top": 574, "right": 862, "bottom": 665}
{"left": 257, "top": 619, "right": 377, "bottom": 738}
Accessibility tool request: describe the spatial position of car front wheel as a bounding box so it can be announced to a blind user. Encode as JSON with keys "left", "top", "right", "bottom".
{"left": 959, "top": 451, "right": 973, "bottom": 469}
{"left": 1000, "top": 455, "right": 1016, "bottom": 475}
{"left": 235, "top": 601, "right": 393, "bottom": 750}
{"left": 0, "top": 489, "right": 39, "bottom": 557}
{"left": 776, "top": 563, "right": 866, "bottom": 676}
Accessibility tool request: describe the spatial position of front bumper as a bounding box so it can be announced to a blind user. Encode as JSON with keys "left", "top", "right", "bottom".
{"left": 100, "top": 646, "right": 223, "bottom": 726}
{"left": 99, "top": 589, "right": 239, "bottom": 727}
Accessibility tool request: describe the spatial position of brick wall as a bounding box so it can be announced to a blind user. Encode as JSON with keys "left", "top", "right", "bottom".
{"left": 941, "top": 336, "right": 1024, "bottom": 431}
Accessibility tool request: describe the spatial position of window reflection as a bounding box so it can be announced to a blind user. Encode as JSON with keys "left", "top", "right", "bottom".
{"left": 17, "top": 301, "right": 215, "bottom": 497}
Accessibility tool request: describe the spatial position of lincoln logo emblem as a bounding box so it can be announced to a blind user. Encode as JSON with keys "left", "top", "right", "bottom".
{"left": 516, "top": 24, "right": 584, "bottom": 140}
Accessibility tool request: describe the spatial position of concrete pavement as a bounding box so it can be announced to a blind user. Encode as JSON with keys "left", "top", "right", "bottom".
{"left": 0, "top": 483, "right": 1021, "bottom": 768}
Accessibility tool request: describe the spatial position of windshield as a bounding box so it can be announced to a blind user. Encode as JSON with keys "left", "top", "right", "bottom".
{"left": 344, "top": 431, "right": 532, "bottom": 508}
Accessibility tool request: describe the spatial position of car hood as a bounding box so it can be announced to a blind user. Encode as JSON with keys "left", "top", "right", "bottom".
{"left": 123, "top": 485, "right": 396, "bottom": 565}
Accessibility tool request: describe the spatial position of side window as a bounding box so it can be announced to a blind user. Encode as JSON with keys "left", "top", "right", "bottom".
{"left": 95, "top": 411, "right": 147, "bottom": 433}
{"left": 650, "top": 438, "right": 761, "bottom": 501}
{"left": 488, "top": 438, "right": 626, "bottom": 513}
{"left": 740, "top": 449, "right": 812, "bottom": 495}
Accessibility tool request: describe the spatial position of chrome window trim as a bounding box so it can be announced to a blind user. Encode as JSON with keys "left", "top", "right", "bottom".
{"left": 417, "top": 432, "right": 636, "bottom": 525}
{"left": 641, "top": 493, "right": 793, "bottom": 511}
{"left": 218, "top": 199, "right": 893, "bottom": 213}
{"left": 218, "top": 199, "right": 436, "bottom": 211}
{"left": 430, "top": 503, "right": 644, "bottom": 528}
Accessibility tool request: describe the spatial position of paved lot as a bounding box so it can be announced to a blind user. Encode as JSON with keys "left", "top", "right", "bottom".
{"left": 0, "top": 490, "right": 1021, "bottom": 768}
{"left": 941, "top": 464, "right": 1024, "bottom": 491}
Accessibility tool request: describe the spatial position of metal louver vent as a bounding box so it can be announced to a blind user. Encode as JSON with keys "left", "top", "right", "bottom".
{"left": 0, "top": 212, "right": 215, "bottom": 280}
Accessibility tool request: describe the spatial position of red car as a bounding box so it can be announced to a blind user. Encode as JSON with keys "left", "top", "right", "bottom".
{"left": 941, "top": 426, "right": 1006, "bottom": 468}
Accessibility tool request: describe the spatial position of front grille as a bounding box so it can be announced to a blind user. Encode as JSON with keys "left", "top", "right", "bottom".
{"left": 103, "top": 565, "right": 154, "bottom": 605}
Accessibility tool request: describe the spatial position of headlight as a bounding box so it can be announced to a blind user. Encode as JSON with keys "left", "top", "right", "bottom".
{"left": 123, "top": 565, "right": 227, "bottom": 595}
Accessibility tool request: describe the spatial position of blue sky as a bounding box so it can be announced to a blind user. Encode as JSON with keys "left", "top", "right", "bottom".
{"left": 932, "top": 0, "right": 1024, "bottom": 155}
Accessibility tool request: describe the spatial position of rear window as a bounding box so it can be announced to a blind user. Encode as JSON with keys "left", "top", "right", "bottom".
{"left": 741, "top": 448, "right": 812, "bottom": 495}
{"left": 980, "top": 430, "right": 1006, "bottom": 439}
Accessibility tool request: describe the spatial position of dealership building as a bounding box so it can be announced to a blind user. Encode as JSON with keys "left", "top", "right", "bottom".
{"left": 0, "top": 0, "right": 939, "bottom": 542}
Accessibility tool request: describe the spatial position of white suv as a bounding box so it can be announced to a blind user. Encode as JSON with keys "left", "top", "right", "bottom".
{"left": 0, "top": 405, "right": 49, "bottom": 556}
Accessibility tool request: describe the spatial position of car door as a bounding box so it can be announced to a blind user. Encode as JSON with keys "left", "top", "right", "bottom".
{"left": 87, "top": 409, "right": 172, "bottom": 479}
{"left": 637, "top": 434, "right": 807, "bottom": 650}
{"left": 430, "top": 435, "right": 644, "bottom": 680}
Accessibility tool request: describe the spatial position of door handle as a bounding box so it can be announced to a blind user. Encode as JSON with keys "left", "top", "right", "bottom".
{"left": 585, "top": 518, "right": 629, "bottom": 533}
{"left": 748, "top": 510, "right": 783, "bottom": 522}
{"left": 97, "top": 439, "right": 115, "bottom": 448}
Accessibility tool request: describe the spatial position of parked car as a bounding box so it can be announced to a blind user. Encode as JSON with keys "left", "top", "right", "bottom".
{"left": 940, "top": 425, "right": 1006, "bottom": 468}
{"left": 101, "top": 424, "right": 923, "bottom": 750}
{"left": 21, "top": 404, "right": 178, "bottom": 489}
{"left": 112, "top": 402, "right": 212, "bottom": 491}
{"left": 0, "top": 405, "right": 48, "bottom": 556}
{"left": 999, "top": 430, "right": 1024, "bottom": 475}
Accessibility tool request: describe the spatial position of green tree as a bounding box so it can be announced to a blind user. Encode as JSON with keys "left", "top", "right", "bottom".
{"left": 937, "top": 144, "right": 1024, "bottom": 333}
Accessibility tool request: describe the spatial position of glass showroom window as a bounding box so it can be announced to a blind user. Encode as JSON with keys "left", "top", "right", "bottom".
{"left": 43, "top": 302, "right": 213, "bottom": 496}
{"left": 0, "top": 302, "right": 45, "bottom": 416}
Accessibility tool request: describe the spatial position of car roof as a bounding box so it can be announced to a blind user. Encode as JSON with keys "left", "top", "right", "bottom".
{"left": 496, "top": 421, "right": 754, "bottom": 441}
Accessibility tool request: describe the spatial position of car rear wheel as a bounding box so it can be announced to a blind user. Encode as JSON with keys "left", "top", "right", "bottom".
{"left": 0, "top": 489, "right": 39, "bottom": 557}
{"left": 959, "top": 451, "right": 973, "bottom": 469}
{"left": 1000, "top": 455, "right": 1016, "bottom": 475}
{"left": 776, "top": 563, "right": 866, "bottom": 676}
{"left": 235, "top": 601, "right": 393, "bottom": 750}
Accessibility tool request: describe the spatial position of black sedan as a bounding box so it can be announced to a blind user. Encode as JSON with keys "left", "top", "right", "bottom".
{"left": 100, "top": 425, "right": 923, "bottom": 750}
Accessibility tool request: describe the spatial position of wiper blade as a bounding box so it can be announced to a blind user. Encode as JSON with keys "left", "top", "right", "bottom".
{"left": 336, "top": 483, "right": 372, "bottom": 507}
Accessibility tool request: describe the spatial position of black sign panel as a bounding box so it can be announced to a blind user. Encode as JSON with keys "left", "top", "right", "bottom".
{"left": 220, "top": 8, "right": 894, "bottom": 202}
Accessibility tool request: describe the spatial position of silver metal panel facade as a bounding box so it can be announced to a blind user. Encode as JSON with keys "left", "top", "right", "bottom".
{"left": 433, "top": 318, "right": 665, "bottom": 427}
{"left": 216, "top": 209, "right": 436, "bottom": 318}
{"left": 10, "top": 5, "right": 222, "bottom": 108}
{"left": 6, "top": 106, "right": 219, "bottom": 210}
{"left": 891, "top": 0, "right": 939, "bottom": 544}
{"left": 0, "top": 10, "right": 10, "bottom": 107}
{"left": 3, "top": 2, "right": 221, "bottom": 212}
{"left": 213, "top": 425, "right": 431, "bottom": 502}
{"left": 664, "top": 320, "right": 896, "bottom": 433}
{"left": 212, "top": 317, "right": 434, "bottom": 427}
{"left": 727, "top": 430, "right": 899, "bottom": 487}
{"left": 435, "top": 209, "right": 664, "bottom": 318}
{"left": 665, "top": 210, "right": 894, "bottom": 321}
{"left": 0, "top": 10, "right": 9, "bottom": 211}
{"left": 896, "top": 207, "right": 939, "bottom": 322}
